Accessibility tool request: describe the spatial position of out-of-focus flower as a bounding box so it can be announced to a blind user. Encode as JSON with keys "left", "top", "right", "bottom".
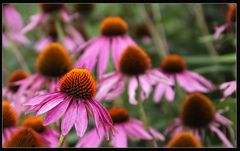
{"left": 213, "top": 4, "right": 236, "bottom": 40}
{"left": 22, "top": 116, "right": 60, "bottom": 147}
{"left": 21, "top": 4, "right": 72, "bottom": 34}
{"left": 35, "top": 20, "right": 85, "bottom": 53}
{"left": 132, "top": 22, "right": 152, "bottom": 45}
{"left": 96, "top": 45, "right": 170, "bottom": 105}
{"left": 76, "top": 107, "right": 165, "bottom": 148}
{"left": 219, "top": 80, "right": 236, "bottom": 101}
{"left": 14, "top": 43, "right": 72, "bottom": 99}
{"left": 2, "top": 70, "right": 29, "bottom": 114}
{"left": 164, "top": 92, "right": 233, "bottom": 148}
{"left": 23, "top": 68, "right": 114, "bottom": 138}
{"left": 2, "top": 4, "right": 29, "bottom": 47}
{"left": 72, "top": 4, "right": 95, "bottom": 16}
{"left": 73, "top": 16, "right": 138, "bottom": 78}
{"left": 3, "top": 127, "right": 49, "bottom": 147}
{"left": 166, "top": 131, "right": 202, "bottom": 147}
{"left": 2, "top": 100, "right": 19, "bottom": 145}
{"left": 153, "top": 54, "right": 213, "bottom": 103}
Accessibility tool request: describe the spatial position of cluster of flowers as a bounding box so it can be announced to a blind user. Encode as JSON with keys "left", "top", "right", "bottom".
{"left": 2, "top": 4, "right": 236, "bottom": 148}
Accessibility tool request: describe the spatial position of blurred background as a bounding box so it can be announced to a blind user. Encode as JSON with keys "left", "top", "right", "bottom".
{"left": 2, "top": 3, "right": 236, "bottom": 147}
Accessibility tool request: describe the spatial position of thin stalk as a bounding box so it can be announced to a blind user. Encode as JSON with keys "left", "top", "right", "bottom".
{"left": 192, "top": 4, "right": 218, "bottom": 57}
{"left": 138, "top": 4, "right": 168, "bottom": 58}
{"left": 57, "top": 135, "right": 65, "bottom": 147}
{"left": 6, "top": 33, "right": 31, "bottom": 74}
{"left": 136, "top": 83, "right": 156, "bottom": 147}
{"left": 55, "top": 19, "right": 65, "bottom": 44}
{"left": 201, "top": 130, "right": 208, "bottom": 147}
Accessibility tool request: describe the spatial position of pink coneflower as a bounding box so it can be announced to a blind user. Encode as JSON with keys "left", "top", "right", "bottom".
{"left": 2, "top": 70, "right": 29, "bottom": 114}
{"left": 21, "top": 4, "right": 74, "bottom": 34}
{"left": 164, "top": 92, "right": 233, "bottom": 147}
{"left": 2, "top": 100, "right": 19, "bottom": 145}
{"left": 166, "top": 131, "right": 202, "bottom": 148}
{"left": 219, "top": 80, "right": 236, "bottom": 101}
{"left": 15, "top": 42, "right": 72, "bottom": 99}
{"left": 73, "top": 16, "right": 138, "bottom": 78}
{"left": 2, "top": 4, "right": 29, "bottom": 47}
{"left": 35, "top": 18, "right": 84, "bottom": 53}
{"left": 96, "top": 45, "right": 170, "bottom": 105}
{"left": 213, "top": 4, "right": 236, "bottom": 40}
{"left": 22, "top": 116, "right": 60, "bottom": 147}
{"left": 4, "top": 127, "right": 49, "bottom": 147}
{"left": 23, "top": 68, "right": 114, "bottom": 139}
{"left": 76, "top": 107, "right": 165, "bottom": 147}
{"left": 153, "top": 54, "right": 213, "bottom": 103}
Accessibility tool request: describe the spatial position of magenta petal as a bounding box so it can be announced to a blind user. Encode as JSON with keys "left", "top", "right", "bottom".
{"left": 4, "top": 5, "right": 23, "bottom": 32}
{"left": 76, "top": 128, "right": 104, "bottom": 147}
{"left": 139, "top": 74, "right": 152, "bottom": 100}
{"left": 148, "top": 127, "right": 165, "bottom": 141}
{"left": 128, "top": 77, "right": 138, "bottom": 105}
{"left": 209, "top": 125, "right": 233, "bottom": 147}
{"left": 187, "top": 71, "right": 213, "bottom": 90}
{"left": 21, "top": 13, "right": 45, "bottom": 34}
{"left": 72, "top": 37, "right": 98, "bottom": 57}
{"left": 153, "top": 83, "right": 166, "bottom": 103}
{"left": 43, "top": 96, "right": 71, "bottom": 125}
{"left": 111, "top": 125, "right": 127, "bottom": 148}
{"left": 42, "top": 129, "right": 60, "bottom": 147}
{"left": 97, "top": 38, "right": 110, "bottom": 78}
{"left": 104, "top": 78, "right": 125, "bottom": 100}
{"left": 35, "top": 38, "right": 51, "bottom": 52}
{"left": 165, "top": 86, "right": 175, "bottom": 102}
{"left": 75, "top": 101, "right": 88, "bottom": 137}
{"left": 63, "top": 36, "right": 76, "bottom": 53}
{"left": 176, "top": 73, "right": 195, "bottom": 92}
{"left": 36, "top": 95, "right": 65, "bottom": 116}
{"left": 61, "top": 100, "right": 78, "bottom": 136}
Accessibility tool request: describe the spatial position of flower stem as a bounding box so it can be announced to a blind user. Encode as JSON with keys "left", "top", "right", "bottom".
{"left": 57, "top": 135, "right": 65, "bottom": 147}
{"left": 55, "top": 19, "right": 65, "bottom": 44}
{"left": 5, "top": 34, "right": 31, "bottom": 74}
{"left": 136, "top": 85, "right": 157, "bottom": 147}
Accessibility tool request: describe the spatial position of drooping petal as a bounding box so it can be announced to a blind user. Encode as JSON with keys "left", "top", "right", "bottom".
{"left": 4, "top": 5, "right": 23, "bottom": 32}
{"left": 23, "top": 92, "right": 60, "bottom": 106}
{"left": 42, "top": 128, "right": 60, "bottom": 147}
{"left": 61, "top": 100, "right": 78, "bottom": 136}
{"left": 209, "top": 124, "right": 233, "bottom": 148}
{"left": 76, "top": 128, "right": 105, "bottom": 148}
{"left": 139, "top": 74, "right": 152, "bottom": 100}
{"left": 165, "top": 85, "right": 175, "bottom": 102}
{"left": 176, "top": 73, "right": 195, "bottom": 92}
{"left": 153, "top": 83, "right": 166, "bottom": 103}
{"left": 111, "top": 125, "right": 128, "bottom": 148}
{"left": 43, "top": 96, "right": 71, "bottom": 125}
{"left": 21, "top": 13, "right": 46, "bottom": 34}
{"left": 63, "top": 36, "right": 77, "bottom": 53}
{"left": 187, "top": 70, "right": 213, "bottom": 90}
{"left": 75, "top": 101, "right": 88, "bottom": 137}
{"left": 128, "top": 77, "right": 138, "bottom": 105}
{"left": 35, "top": 37, "right": 52, "bottom": 52}
{"left": 97, "top": 38, "right": 110, "bottom": 78}
{"left": 36, "top": 95, "right": 65, "bottom": 116}
{"left": 104, "top": 77, "right": 125, "bottom": 100}
{"left": 148, "top": 127, "right": 165, "bottom": 141}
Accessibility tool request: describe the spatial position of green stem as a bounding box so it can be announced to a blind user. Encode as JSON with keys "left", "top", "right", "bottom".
{"left": 136, "top": 83, "right": 156, "bottom": 147}
{"left": 138, "top": 4, "right": 168, "bottom": 58}
{"left": 192, "top": 4, "right": 218, "bottom": 57}
{"left": 6, "top": 34, "right": 31, "bottom": 74}
{"left": 55, "top": 19, "right": 65, "bottom": 44}
{"left": 57, "top": 135, "right": 65, "bottom": 147}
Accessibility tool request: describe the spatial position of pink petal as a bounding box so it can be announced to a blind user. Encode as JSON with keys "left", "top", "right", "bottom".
{"left": 4, "top": 5, "right": 23, "bottom": 32}
{"left": 165, "top": 85, "right": 175, "bottom": 102}
{"left": 95, "top": 72, "right": 121, "bottom": 101}
{"left": 187, "top": 70, "right": 213, "bottom": 90}
{"left": 176, "top": 73, "right": 195, "bottom": 92}
{"left": 209, "top": 124, "right": 233, "bottom": 147}
{"left": 104, "top": 77, "right": 125, "bottom": 100}
{"left": 153, "top": 83, "right": 166, "bottom": 103}
{"left": 128, "top": 77, "right": 138, "bottom": 105}
{"left": 76, "top": 128, "right": 104, "bottom": 147}
{"left": 97, "top": 38, "right": 110, "bottom": 78}
{"left": 148, "top": 127, "right": 165, "bottom": 141}
{"left": 35, "top": 38, "right": 52, "bottom": 52}
{"left": 42, "top": 129, "right": 60, "bottom": 147}
{"left": 111, "top": 125, "right": 127, "bottom": 147}
{"left": 75, "top": 101, "right": 88, "bottom": 137}
{"left": 66, "top": 26, "right": 85, "bottom": 44}
{"left": 43, "top": 96, "right": 71, "bottom": 125}
{"left": 72, "top": 37, "right": 98, "bottom": 57}
{"left": 63, "top": 36, "right": 77, "bottom": 52}
{"left": 61, "top": 100, "right": 78, "bottom": 136}
{"left": 21, "top": 13, "right": 45, "bottom": 34}
{"left": 139, "top": 74, "right": 152, "bottom": 100}
{"left": 9, "top": 32, "right": 30, "bottom": 45}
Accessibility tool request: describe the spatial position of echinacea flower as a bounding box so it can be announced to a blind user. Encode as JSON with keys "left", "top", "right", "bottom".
{"left": 73, "top": 16, "right": 138, "bottom": 78}
{"left": 2, "top": 100, "right": 19, "bottom": 145}
{"left": 23, "top": 68, "right": 114, "bottom": 139}
{"left": 21, "top": 4, "right": 74, "bottom": 34}
{"left": 219, "top": 80, "right": 236, "bottom": 101}
{"left": 2, "top": 70, "right": 29, "bottom": 114}
{"left": 214, "top": 4, "right": 236, "bottom": 40}
{"left": 2, "top": 4, "right": 29, "bottom": 47}
{"left": 166, "top": 131, "right": 202, "bottom": 148}
{"left": 35, "top": 18, "right": 85, "bottom": 53}
{"left": 96, "top": 45, "right": 170, "bottom": 105}
{"left": 76, "top": 107, "right": 165, "bottom": 148}
{"left": 15, "top": 42, "right": 72, "bottom": 99}
{"left": 22, "top": 116, "right": 60, "bottom": 147}
{"left": 4, "top": 127, "right": 49, "bottom": 147}
{"left": 164, "top": 92, "right": 233, "bottom": 147}
{"left": 153, "top": 54, "right": 213, "bottom": 103}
